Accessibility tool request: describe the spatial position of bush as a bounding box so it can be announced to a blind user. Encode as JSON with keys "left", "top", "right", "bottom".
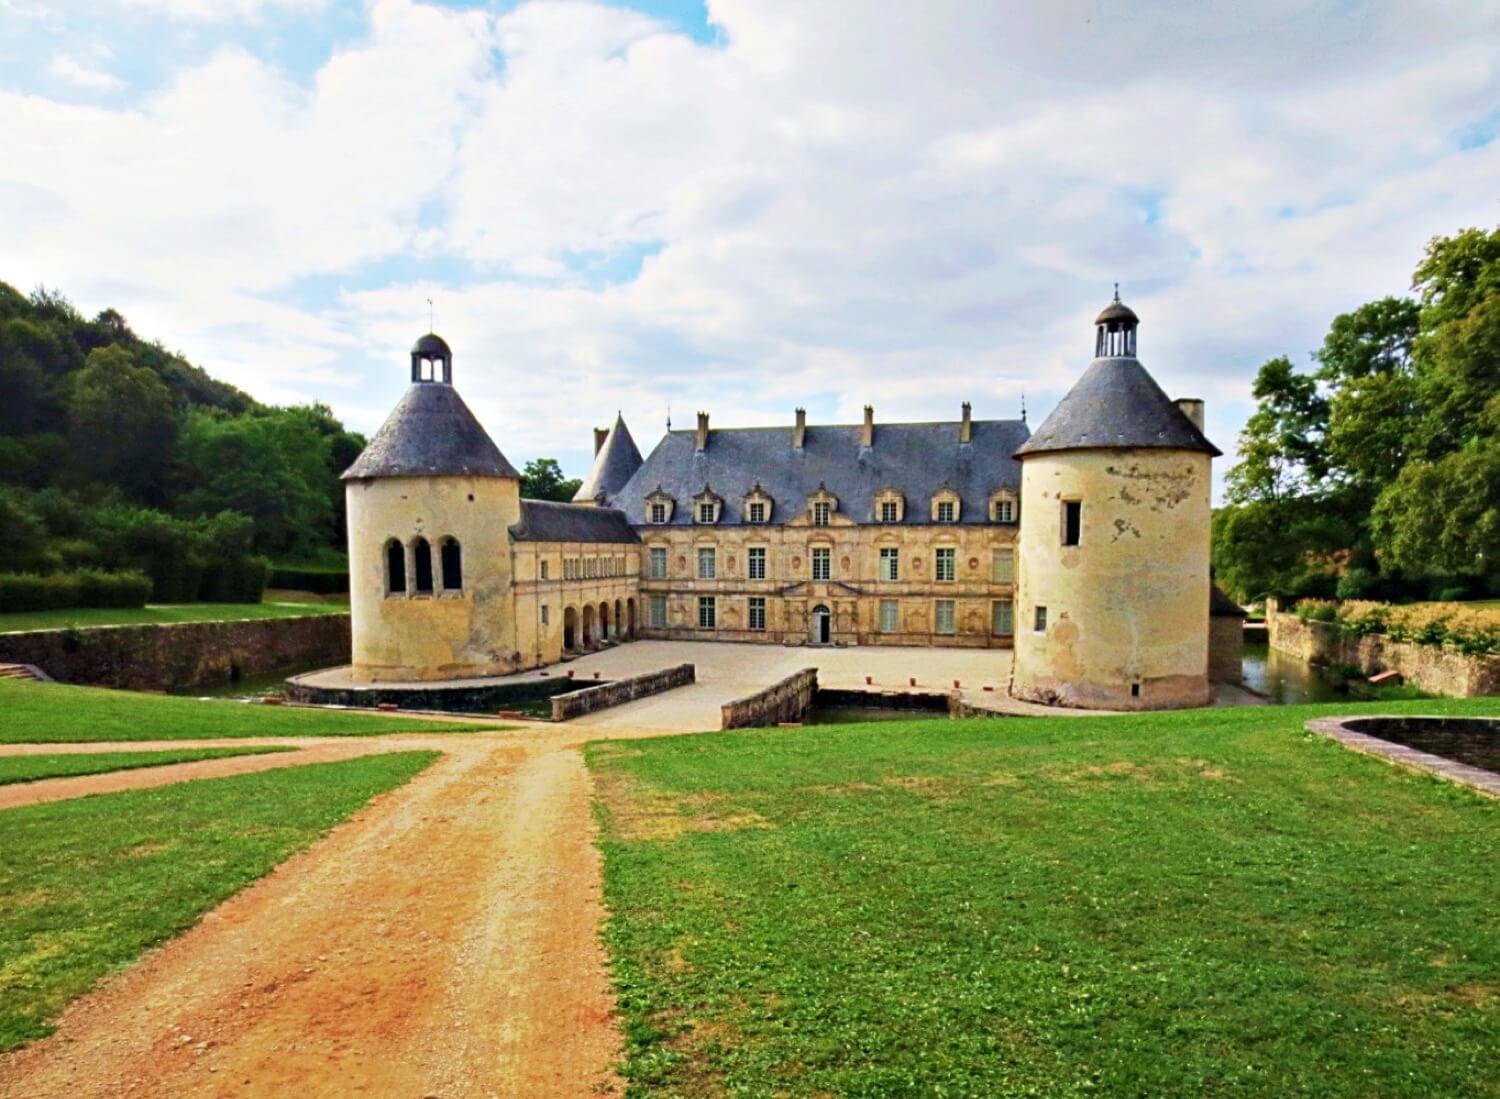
{"left": 1295, "top": 599, "right": 1337, "bottom": 623}
{"left": 200, "top": 555, "right": 270, "bottom": 603}
{"left": 1330, "top": 599, "right": 1500, "bottom": 655}
{"left": 268, "top": 565, "right": 349, "bottom": 594}
{"left": 0, "top": 570, "right": 150, "bottom": 613}
{"left": 1335, "top": 567, "right": 1376, "bottom": 601}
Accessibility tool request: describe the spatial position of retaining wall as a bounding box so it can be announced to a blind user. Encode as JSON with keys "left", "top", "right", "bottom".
{"left": 551, "top": 663, "right": 695, "bottom": 721}
{"left": 1267, "top": 610, "right": 1500, "bottom": 698}
{"left": 0, "top": 614, "right": 350, "bottom": 692}
{"left": 721, "top": 667, "right": 818, "bottom": 729}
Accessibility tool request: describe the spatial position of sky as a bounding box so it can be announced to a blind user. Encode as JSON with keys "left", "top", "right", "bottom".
{"left": 2, "top": 0, "right": 1498, "bottom": 495}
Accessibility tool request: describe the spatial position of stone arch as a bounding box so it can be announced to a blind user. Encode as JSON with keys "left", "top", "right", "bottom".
{"left": 582, "top": 604, "right": 596, "bottom": 648}
{"left": 599, "top": 601, "right": 611, "bottom": 641}
{"left": 385, "top": 538, "right": 406, "bottom": 595}
{"left": 627, "top": 597, "right": 636, "bottom": 637}
{"left": 614, "top": 599, "right": 623, "bottom": 640}
{"left": 411, "top": 537, "right": 434, "bottom": 594}
{"left": 439, "top": 536, "right": 462, "bottom": 591}
{"left": 563, "top": 606, "right": 579, "bottom": 652}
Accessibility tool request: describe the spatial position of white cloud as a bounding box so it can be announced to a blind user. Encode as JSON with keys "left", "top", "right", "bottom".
{"left": 120, "top": 0, "right": 325, "bottom": 20}
{"left": 3, "top": 0, "right": 1500, "bottom": 492}
{"left": 48, "top": 49, "right": 125, "bottom": 90}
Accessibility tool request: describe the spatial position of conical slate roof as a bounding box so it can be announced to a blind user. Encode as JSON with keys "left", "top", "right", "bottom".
{"left": 573, "top": 412, "right": 644, "bottom": 503}
{"left": 1015, "top": 356, "right": 1220, "bottom": 458}
{"left": 342, "top": 384, "right": 519, "bottom": 480}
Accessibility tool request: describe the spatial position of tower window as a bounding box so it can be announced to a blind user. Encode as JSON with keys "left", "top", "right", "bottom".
{"left": 1062, "top": 501, "right": 1082, "bottom": 547}
{"left": 440, "top": 537, "right": 462, "bottom": 591}
{"left": 412, "top": 538, "right": 434, "bottom": 594}
{"left": 1034, "top": 605, "right": 1048, "bottom": 632}
{"left": 385, "top": 539, "right": 406, "bottom": 596}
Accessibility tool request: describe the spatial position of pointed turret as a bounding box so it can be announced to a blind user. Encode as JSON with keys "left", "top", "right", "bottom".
{"left": 572, "top": 412, "right": 643, "bottom": 505}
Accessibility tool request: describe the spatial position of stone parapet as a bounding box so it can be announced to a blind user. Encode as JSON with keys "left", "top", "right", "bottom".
{"left": 721, "top": 667, "right": 818, "bottom": 729}
{"left": 550, "top": 663, "right": 695, "bottom": 721}
{"left": 1268, "top": 611, "right": 1500, "bottom": 698}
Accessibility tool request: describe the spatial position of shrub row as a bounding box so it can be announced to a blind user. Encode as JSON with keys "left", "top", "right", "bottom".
{"left": 269, "top": 565, "right": 349, "bottom": 595}
{"left": 1295, "top": 599, "right": 1500, "bottom": 655}
{"left": 0, "top": 570, "right": 153, "bottom": 613}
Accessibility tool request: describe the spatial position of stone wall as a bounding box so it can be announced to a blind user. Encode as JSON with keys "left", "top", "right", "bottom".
{"left": 721, "top": 667, "right": 818, "bottom": 729}
{"left": 0, "top": 614, "right": 350, "bottom": 692}
{"left": 1267, "top": 610, "right": 1500, "bottom": 698}
{"left": 1209, "top": 617, "right": 1243, "bottom": 683}
{"left": 551, "top": 663, "right": 695, "bottom": 721}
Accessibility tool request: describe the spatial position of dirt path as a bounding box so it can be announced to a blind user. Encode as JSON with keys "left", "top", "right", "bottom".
{"left": 0, "top": 726, "right": 632, "bottom": 1098}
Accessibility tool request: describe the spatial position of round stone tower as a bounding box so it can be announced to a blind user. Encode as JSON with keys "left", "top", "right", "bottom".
{"left": 341, "top": 334, "right": 523, "bottom": 682}
{"left": 1009, "top": 294, "right": 1220, "bottom": 710}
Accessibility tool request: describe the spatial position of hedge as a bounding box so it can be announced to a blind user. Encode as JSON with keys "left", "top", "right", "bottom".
{"left": 201, "top": 555, "right": 271, "bottom": 603}
{"left": 1295, "top": 598, "right": 1500, "bottom": 655}
{"left": 0, "top": 570, "right": 153, "bottom": 614}
{"left": 269, "top": 565, "right": 349, "bottom": 595}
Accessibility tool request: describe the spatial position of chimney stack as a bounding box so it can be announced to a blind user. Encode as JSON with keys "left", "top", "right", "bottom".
{"left": 695, "top": 411, "right": 710, "bottom": 452}
{"left": 1174, "top": 398, "right": 1205, "bottom": 432}
{"left": 861, "top": 405, "right": 874, "bottom": 448}
{"left": 793, "top": 408, "right": 807, "bottom": 450}
{"left": 594, "top": 427, "right": 609, "bottom": 456}
{"left": 960, "top": 401, "right": 972, "bottom": 444}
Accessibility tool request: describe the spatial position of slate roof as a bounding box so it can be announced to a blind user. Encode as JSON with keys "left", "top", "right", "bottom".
{"left": 412, "top": 332, "right": 452, "bottom": 357}
{"left": 1014, "top": 357, "right": 1221, "bottom": 458}
{"left": 573, "top": 413, "right": 644, "bottom": 504}
{"left": 1210, "top": 584, "right": 1247, "bottom": 618}
{"left": 342, "top": 384, "right": 521, "bottom": 480}
{"left": 509, "top": 499, "right": 641, "bottom": 543}
{"left": 612, "top": 419, "right": 1030, "bottom": 526}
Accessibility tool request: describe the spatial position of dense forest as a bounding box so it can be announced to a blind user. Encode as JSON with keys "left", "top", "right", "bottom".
{"left": 1212, "top": 225, "right": 1500, "bottom": 604}
{"left": 0, "top": 281, "right": 366, "bottom": 605}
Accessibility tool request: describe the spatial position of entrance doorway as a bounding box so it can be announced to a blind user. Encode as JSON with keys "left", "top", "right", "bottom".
{"left": 810, "top": 604, "right": 831, "bottom": 646}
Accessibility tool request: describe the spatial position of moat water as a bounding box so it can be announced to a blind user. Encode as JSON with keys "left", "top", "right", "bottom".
{"left": 1238, "top": 637, "right": 1345, "bottom": 705}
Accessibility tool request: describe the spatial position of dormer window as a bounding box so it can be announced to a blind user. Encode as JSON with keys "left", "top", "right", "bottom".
{"left": 743, "top": 483, "right": 773, "bottom": 524}
{"left": 931, "top": 489, "right": 961, "bottom": 524}
{"left": 645, "top": 486, "right": 675, "bottom": 525}
{"left": 989, "top": 489, "right": 1018, "bottom": 524}
{"left": 693, "top": 485, "right": 724, "bottom": 525}
{"left": 875, "top": 488, "right": 904, "bottom": 523}
{"left": 813, "top": 502, "right": 831, "bottom": 527}
{"left": 805, "top": 484, "right": 838, "bottom": 527}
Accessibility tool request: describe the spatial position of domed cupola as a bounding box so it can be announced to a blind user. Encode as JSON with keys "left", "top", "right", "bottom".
{"left": 411, "top": 332, "right": 453, "bottom": 384}
{"left": 1094, "top": 285, "right": 1139, "bottom": 358}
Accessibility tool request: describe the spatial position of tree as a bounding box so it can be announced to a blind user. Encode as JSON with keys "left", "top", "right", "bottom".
{"left": 1317, "top": 297, "right": 1420, "bottom": 496}
{"left": 68, "top": 345, "right": 176, "bottom": 502}
{"left": 1372, "top": 443, "right": 1500, "bottom": 578}
{"left": 1225, "top": 356, "right": 1328, "bottom": 503}
{"left": 520, "top": 457, "right": 582, "bottom": 502}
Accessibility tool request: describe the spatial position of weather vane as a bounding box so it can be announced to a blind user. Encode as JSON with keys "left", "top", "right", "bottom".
{"left": 427, "top": 298, "right": 434, "bottom": 333}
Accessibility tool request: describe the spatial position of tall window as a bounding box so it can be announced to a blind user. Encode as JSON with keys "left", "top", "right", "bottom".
{"left": 935, "top": 547, "right": 956, "bottom": 582}
{"left": 879, "top": 599, "right": 899, "bottom": 633}
{"left": 698, "top": 547, "right": 716, "bottom": 579}
{"left": 812, "top": 547, "right": 831, "bottom": 580}
{"left": 992, "top": 547, "right": 1014, "bottom": 584}
{"left": 994, "top": 499, "right": 1015, "bottom": 523}
{"left": 880, "top": 500, "right": 899, "bottom": 523}
{"left": 440, "top": 537, "right": 462, "bottom": 591}
{"left": 1063, "top": 501, "right": 1082, "bottom": 546}
{"left": 649, "top": 547, "right": 668, "bottom": 579}
{"left": 937, "top": 500, "right": 956, "bottom": 523}
{"left": 698, "top": 596, "right": 716, "bottom": 629}
{"left": 385, "top": 539, "right": 406, "bottom": 595}
{"left": 412, "top": 537, "right": 434, "bottom": 594}
{"left": 748, "top": 597, "right": 766, "bottom": 631}
{"left": 748, "top": 501, "right": 766, "bottom": 523}
{"left": 992, "top": 599, "right": 1013, "bottom": 636}
{"left": 879, "top": 547, "right": 899, "bottom": 581}
{"left": 649, "top": 595, "right": 667, "bottom": 628}
{"left": 650, "top": 502, "right": 668, "bottom": 524}
{"left": 934, "top": 599, "right": 956, "bottom": 635}
{"left": 748, "top": 547, "right": 766, "bottom": 580}
{"left": 541, "top": 605, "right": 550, "bottom": 626}
{"left": 1034, "top": 605, "right": 1048, "bottom": 632}
{"left": 698, "top": 502, "right": 716, "bottom": 524}
{"left": 812, "top": 501, "right": 831, "bottom": 527}
{"left": 540, "top": 560, "right": 549, "bottom": 580}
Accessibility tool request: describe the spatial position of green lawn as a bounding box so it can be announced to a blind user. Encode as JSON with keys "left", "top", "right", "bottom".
{"left": 0, "top": 679, "right": 498, "bottom": 743}
{"left": 588, "top": 698, "right": 1500, "bottom": 1098}
{"left": 0, "top": 746, "right": 292, "bottom": 785}
{"left": 0, "top": 600, "right": 348, "bottom": 634}
{"left": 0, "top": 751, "right": 438, "bottom": 1052}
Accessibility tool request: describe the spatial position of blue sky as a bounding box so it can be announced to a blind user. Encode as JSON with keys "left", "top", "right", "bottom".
{"left": 2, "top": 0, "right": 1498, "bottom": 495}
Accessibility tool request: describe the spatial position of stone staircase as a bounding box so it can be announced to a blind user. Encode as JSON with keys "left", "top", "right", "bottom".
{"left": 0, "top": 663, "right": 52, "bottom": 683}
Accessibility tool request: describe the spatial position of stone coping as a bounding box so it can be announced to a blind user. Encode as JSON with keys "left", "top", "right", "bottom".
{"left": 1305, "top": 716, "right": 1500, "bottom": 798}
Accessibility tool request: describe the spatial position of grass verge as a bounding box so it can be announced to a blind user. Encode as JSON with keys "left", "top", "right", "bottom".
{"left": 0, "top": 747, "right": 292, "bottom": 786}
{"left": 0, "top": 601, "right": 347, "bottom": 633}
{"left": 0, "top": 750, "right": 438, "bottom": 1052}
{"left": 0, "top": 679, "right": 498, "bottom": 742}
{"left": 588, "top": 698, "right": 1499, "bottom": 1098}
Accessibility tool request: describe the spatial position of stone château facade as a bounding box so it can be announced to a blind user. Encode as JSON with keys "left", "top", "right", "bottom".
{"left": 342, "top": 297, "right": 1229, "bottom": 710}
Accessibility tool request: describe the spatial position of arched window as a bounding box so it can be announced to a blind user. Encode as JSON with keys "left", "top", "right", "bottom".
{"left": 385, "top": 539, "right": 406, "bottom": 595}
{"left": 412, "top": 537, "right": 434, "bottom": 594}
{"left": 440, "top": 537, "right": 462, "bottom": 591}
